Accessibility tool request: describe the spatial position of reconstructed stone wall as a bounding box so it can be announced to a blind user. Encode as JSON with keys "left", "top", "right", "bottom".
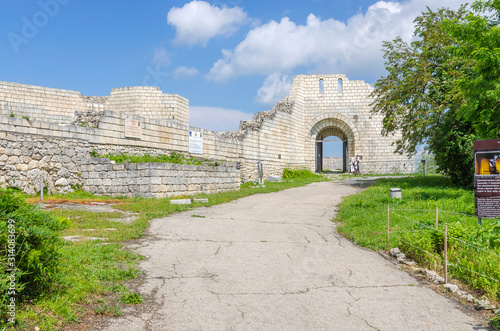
{"left": 0, "top": 74, "right": 410, "bottom": 196}
{"left": 81, "top": 159, "right": 238, "bottom": 199}
{"left": 289, "top": 75, "right": 405, "bottom": 169}
{"left": 223, "top": 75, "right": 409, "bottom": 179}
{"left": 0, "top": 115, "right": 240, "bottom": 197}
{"left": 106, "top": 86, "right": 189, "bottom": 124}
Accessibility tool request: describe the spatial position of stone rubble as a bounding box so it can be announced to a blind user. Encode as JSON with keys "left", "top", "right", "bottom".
{"left": 390, "top": 247, "right": 500, "bottom": 312}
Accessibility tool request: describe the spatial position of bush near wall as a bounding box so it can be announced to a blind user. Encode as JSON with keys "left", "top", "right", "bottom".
{"left": 282, "top": 168, "right": 319, "bottom": 179}
{"left": 0, "top": 188, "right": 68, "bottom": 321}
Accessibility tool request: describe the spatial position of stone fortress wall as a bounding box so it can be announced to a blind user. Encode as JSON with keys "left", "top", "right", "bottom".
{"left": 0, "top": 75, "right": 408, "bottom": 196}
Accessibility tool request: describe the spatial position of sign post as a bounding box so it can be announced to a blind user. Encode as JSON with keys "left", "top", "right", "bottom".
{"left": 474, "top": 139, "right": 500, "bottom": 224}
{"left": 257, "top": 162, "right": 264, "bottom": 186}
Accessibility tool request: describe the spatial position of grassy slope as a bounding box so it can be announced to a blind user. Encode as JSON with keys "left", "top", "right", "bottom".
{"left": 336, "top": 175, "right": 500, "bottom": 303}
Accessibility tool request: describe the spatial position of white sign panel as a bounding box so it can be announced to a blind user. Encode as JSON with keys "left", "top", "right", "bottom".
{"left": 189, "top": 130, "right": 203, "bottom": 154}
{"left": 124, "top": 119, "right": 142, "bottom": 139}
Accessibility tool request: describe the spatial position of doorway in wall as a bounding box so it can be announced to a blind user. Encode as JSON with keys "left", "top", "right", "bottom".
{"left": 315, "top": 135, "right": 347, "bottom": 173}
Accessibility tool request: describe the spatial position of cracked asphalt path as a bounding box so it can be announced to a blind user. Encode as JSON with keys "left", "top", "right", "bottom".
{"left": 101, "top": 181, "right": 488, "bottom": 330}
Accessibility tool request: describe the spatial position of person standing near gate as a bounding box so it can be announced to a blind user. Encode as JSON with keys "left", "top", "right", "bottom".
{"left": 354, "top": 156, "right": 360, "bottom": 176}
{"left": 350, "top": 157, "right": 355, "bottom": 174}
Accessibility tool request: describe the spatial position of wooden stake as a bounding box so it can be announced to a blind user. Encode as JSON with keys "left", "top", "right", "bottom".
{"left": 444, "top": 225, "right": 448, "bottom": 284}
{"left": 435, "top": 206, "right": 439, "bottom": 229}
{"left": 386, "top": 205, "right": 390, "bottom": 251}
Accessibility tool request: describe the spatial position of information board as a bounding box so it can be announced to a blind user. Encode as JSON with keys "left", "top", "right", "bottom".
{"left": 189, "top": 131, "right": 203, "bottom": 154}
{"left": 124, "top": 119, "right": 142, "bottom": 140}
{"left": 474, "top": 139, "right": 500, "bottom": 217}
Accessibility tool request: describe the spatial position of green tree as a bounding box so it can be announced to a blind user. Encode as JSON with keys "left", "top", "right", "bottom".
{"left": 445, "top": 0, "right": 500, "bottom": 138}
{"left": 370, "top": 3, "right": 500, "bottom": 187}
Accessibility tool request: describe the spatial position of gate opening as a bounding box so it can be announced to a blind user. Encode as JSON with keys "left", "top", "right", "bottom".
{"left": 315, "top": 135, "right": 348, "bottom": 173}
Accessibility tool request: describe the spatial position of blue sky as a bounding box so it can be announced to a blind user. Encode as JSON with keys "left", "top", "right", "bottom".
{"left": 1, "top": 0, "right": 464, "bottom": 155}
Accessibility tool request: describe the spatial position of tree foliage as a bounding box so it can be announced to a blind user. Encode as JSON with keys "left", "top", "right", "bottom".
{"left": 446, "top": 0, "right": 500, "bottom": 138}
{"left": 371, "top": 1, "right": 500, "bottom": 188}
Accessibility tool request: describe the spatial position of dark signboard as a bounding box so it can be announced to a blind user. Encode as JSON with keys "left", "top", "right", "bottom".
{"left": 474, "top": 139, "right": 500, "bottom": 217}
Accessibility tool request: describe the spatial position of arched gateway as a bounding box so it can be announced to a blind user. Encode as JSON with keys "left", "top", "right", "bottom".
{"left": 308, "top": 114, "right": 359, "bottom": 173}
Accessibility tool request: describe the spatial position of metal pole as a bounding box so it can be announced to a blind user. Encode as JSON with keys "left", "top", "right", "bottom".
{"left": 444, "top": 225, "right": 448, "bottom": 284}
{"left": 386, "top": 205, "right": 390, "bottom": 251}
{"left": 478, "top": 217, "right": 482, "bottom": 226}
{"left": 435, "top": 206, "right": 439, "bottom": 229}
{"left": 423, "top": 160, "right": 426, "bottom": 178}
{"left": 41, "top": 177, "right": 44, "bottom": 202}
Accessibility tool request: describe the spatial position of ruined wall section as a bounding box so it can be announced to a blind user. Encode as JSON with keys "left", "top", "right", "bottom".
{"left": 0, "top": 110, "right": 241, "bottom": 195}
{"left": 235, "top": 100, "right": 308, "bottom": 181}
{"left": 106, "top": 87, "right": 189, "bottom": 125}
{"left": 0, "top": 81, "right": 87, "bottom": 124}
{"left": 0, "top": 82, "right": 190, "bottom": 127}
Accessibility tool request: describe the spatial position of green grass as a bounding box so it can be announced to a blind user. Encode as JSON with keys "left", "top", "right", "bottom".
{"left": 14, "top": 241, "right": 141, "bottom": 330}
{"left": 336, "top": 175, "right": 500, "bottom": 302}
{"left": 50, "top": 210, "right": 142, "bottom": 243}
{"left": 9, "top": 175, "right": 326, "bottom": 330}
{"left": 93, "top": 151, "right": 214, "bottom": 166}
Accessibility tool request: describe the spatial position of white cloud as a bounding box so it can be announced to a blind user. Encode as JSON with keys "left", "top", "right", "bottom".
{"left": 255, "top": 73, "right": 293, "bottom": 105}
{"left": 189, "top": 106, "right": 253, "bottom": 132}
{"left": 152, "top": 47, "right": 170, "bottom": 65}
{"left": 167, "top": 1, "right": 250, "bottom": 47}
{"left": 208, "top": 0, "right": 466, "bottom": 82}
{"left": 173, "top": 66, "right": 199, "bottom": 79}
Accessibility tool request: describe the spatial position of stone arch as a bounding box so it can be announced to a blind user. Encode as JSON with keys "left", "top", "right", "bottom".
{"left": 306, "top": 113, "right": 359, "bottom": 172}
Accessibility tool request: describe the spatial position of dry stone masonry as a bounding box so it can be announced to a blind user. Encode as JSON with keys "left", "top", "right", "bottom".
{"left": 0, "top": 75, "right": 408, "bottom": 196}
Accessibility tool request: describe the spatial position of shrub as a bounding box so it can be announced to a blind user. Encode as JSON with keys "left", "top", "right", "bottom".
{"left": 282, "top": 168, "right": 318, "bottom": 179}
{"left": 0, "top": 187, "right": 68, "bottom": 321}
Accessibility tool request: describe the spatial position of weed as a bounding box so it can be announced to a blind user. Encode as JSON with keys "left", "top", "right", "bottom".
{"left": 111, "top": 283, "right": 129, "bottom": 293}
{"left": 71, "top": 183, "right": 83, "bottom": 191}
{"left": 119, "top": 292, "right": 144, "bottom": 304}
{"left": 111, "top": 303, "right": 122, "bottom": 317}
{"left": 191, "top": 214, "right": 206, "bottom": 218}
{"left": 94, "top": 304, "right": 109, "bottom": 315}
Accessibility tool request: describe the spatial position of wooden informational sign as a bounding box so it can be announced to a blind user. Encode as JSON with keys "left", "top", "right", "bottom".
{"left": 124, "top": 119, "right": 142, "bottom": 140}
{"left": 189, "top": 131, "right": 203, "bottom": 154}
{"left": 474, "top": 139, "right": 500, "bottom": 217}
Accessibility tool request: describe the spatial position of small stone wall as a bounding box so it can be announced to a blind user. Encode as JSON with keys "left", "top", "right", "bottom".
{"left": 81, "top": 159, "right": 239, "bottom": 199}
{"left": 0, "top": 129, "right": 239, "bottom": 198}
